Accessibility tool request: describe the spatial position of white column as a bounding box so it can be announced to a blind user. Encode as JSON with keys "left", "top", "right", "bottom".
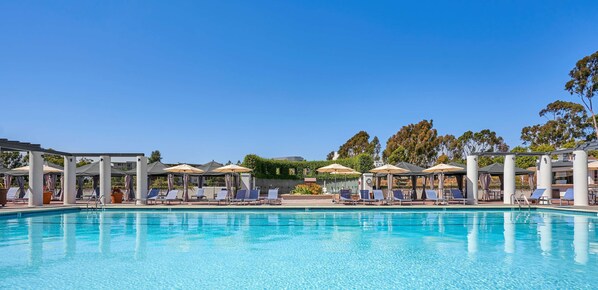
{"left": 64, "top": 156, "right": 77, "bottom": 205}
{"left": 503, "top": 154, "right": 516, "bottom": 205}
{"left": 28, "top": 151, "right": 44, "bottom": 207}
{"left": 573, "top": 215, "right": 589, "bottom": 265}
{"left": 539, "top": 155, "right": 552, "bottom": 200}
{"left": 100, "top": 155, "right": 111, "bottom": 204}
{"left": 503, "top": 212, "right": 515, "bottom": 254}
{"left": 136, "top": 156, "right": 148, "bottom": 205}
{"left": 466, "top": 155, "right": 478, "bottom": 205}
{"left": 573, "top": 150, "right": 589, "bottom": 206}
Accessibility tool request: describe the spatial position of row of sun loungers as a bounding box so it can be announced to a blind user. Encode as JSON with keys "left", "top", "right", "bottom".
{"left": 140, "top": 188, "right": 283, "bottom": 205}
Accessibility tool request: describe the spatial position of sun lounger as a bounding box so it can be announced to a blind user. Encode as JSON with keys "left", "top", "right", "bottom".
{"left": 362, "top": 190, "right": 386, "bottom": 205}
{"left": 158, "top": 190, "right": 181, "bottom": 204}
{"left": 144, "top": 188, "right": 160, "bottom": 204}
{"left": 425, "top": 190, "right": 446, "bottom": 205}
{"left": 266, "top": 188, "right": 281, "bottom": 205}
{"left": 194, "top": 188, "right": 206, "bottom": 200}
{"left": 528, "top": 188, "right": 548, "bottom": 204}
{"left": 560, "top": 188, "right": 574, "bottom": 205}
{"left": 449, "top": 189, "right": 467, "bottom": 205}
{"left": 211, "top": 190, "right": 229, "bottom": 205}
{"left": 231, "top": 189, "right": 248, "bottom": 204}
{"left": 391, "top": 189, "right": 412, "bottom": 205}
{"left": 6, "top": 187, "right": 20, "bottom": 203}
{"left": 245, "top": 189, "right": 260, "bottom": 204}
{"left": 339, "top": 189, "right": 356, "bottom": 205}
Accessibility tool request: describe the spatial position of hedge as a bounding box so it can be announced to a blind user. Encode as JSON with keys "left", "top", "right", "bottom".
{"left": 242, "top": 154, "right": 374, "bottom": 180}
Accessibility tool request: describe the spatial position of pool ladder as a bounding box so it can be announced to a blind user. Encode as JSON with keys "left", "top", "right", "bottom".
{"left": 85, "top": 194, "right": 105, "bottom": 211}
{"left": 511, "top": 193, "right": 530, "bottom": 210}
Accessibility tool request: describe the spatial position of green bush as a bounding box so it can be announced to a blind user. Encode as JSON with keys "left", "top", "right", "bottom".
{"left": 242, "top": 154, "right": 373, "bottom": 180}
{"left": 292, "top": 183, "right": 323, "bottom": 195}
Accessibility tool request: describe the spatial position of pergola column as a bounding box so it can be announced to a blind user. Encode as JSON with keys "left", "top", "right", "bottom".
{"left": 503, "top": 154, "right": 515, "bottom": 205}
{"left": 99, "top": 155, "right": 111, "bottom": 204}
{"left": 539, "top": 155, "right": 552, "bottom": 201}
{"left": 63, "top": 156, "right": 76, "bottom": 205}
{"left": 136, "top": 156, "right": 148, "bottom": 205}
{"left": 466, "top": 155, "right": 478, "bottom": 205}
{"left": 28, "top": 151, "right": 43, "bottom": 207}
{"left": 573, "top": 150, "right": 589, "bottom": 206}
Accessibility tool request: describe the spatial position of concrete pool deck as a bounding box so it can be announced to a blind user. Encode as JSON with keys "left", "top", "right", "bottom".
{"left": 2, "top": 199, "right": 598, "bottom": 216}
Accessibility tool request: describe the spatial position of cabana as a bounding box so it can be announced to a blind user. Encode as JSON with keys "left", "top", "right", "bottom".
{"left": 76, "top": 161, "right": 126, "bottom": 199}
{"left": 478, "top": 162, "right": 534, "bottom": 200}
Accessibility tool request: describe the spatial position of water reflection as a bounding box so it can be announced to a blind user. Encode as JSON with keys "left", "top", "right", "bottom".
{"left": 538, "top": 213, "right": 552, "bottom": 253}
{"left": 574, "top": 215, "right": 589, "bottom": 265}
{"left": 135, "top": 213, "right": 147, "bottom": 260}
{"left": 503, "top": 212, "right": 515, "bottom": 254}
{"left": 467, "top": 213, "right": 478, "bottom": 256}
{"left": 63, "top": 214, "right": 76, "bottom": 258}
{"left": 28, "top": 218, "right": 43, "bottom": 267}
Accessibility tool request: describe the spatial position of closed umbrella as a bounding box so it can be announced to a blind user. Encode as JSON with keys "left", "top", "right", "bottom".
{"left": 423, "top": 163, "right": 463, "bottom": 199}
{"left": 164, "top": 164, "right": 205, "bottom": 202}
{"left": 213, "top": 165, "right": 253, "bottom": 199}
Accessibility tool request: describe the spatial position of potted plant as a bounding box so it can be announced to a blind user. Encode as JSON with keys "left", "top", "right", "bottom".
{"left": 111, "top": 187, "right": 124, "bottom": 204}
{"left": 43, "top": 186, "right": 53, "bottom": 204}
{"left": 0, "top": 180, "right": 7, "bottom": 207}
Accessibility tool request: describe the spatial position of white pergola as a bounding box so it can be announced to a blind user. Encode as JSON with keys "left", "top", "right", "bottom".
{"left": 466, "top": 150, "right": 589, "bottom": 206}
{"left": 0, "top": 139, "right": 150, "bottom": 206}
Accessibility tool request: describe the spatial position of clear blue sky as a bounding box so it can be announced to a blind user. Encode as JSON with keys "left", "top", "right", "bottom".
{"left": 1, "top": 1, "right": 597, "bottom": 164}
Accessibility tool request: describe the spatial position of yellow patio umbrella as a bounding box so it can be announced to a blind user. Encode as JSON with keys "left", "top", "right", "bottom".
{"left": 588, "top": 161, "right": 598, "bottom": 170}
{"left": 213, "top": 164, "right": 253, "bottom": 198}
{"left": 423, "top": 163, "right": 463, "bottom": 196}
{"left": 317, "top": 164, "right": 355, "bottom": 193}
{"left": 11, "top": 164, "right": 63, "bottom": 174}
{"left": 164, "top": 164, "right": 204, "bottom": 202}
{"left": 370, "top": 164, "right": 409, "bottom": 200}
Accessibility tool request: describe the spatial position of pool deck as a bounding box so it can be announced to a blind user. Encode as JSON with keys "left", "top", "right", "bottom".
{"left": 2, "top": 199, "right": 598, "bottom": 215}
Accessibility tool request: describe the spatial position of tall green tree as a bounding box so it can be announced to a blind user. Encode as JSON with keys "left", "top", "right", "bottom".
{"left": 566, "top": 50, "right": 598, "bottom": 139}
{"left": 148, "top": 150, "right": 162, "bottom": 163}
{"left": 521, "top": 100, "right": 593, "bottom": 147}
{"left": 437, "top": 134, "right": 459, "bottom": 161}
{"left": 337, "top": 131, "right": 372, "bottom": 158}
{"left": 326, "top": 151, "right": 335, "bottom": 161}
{"left": 383, "top": 120, "right": 439, "bottom": 166}
{"left": 0, "top": 152, "right": 25, "bottom": 168}
{"left": 456, "top": 129, "right": 509, "bottom": 158}
{"left": 367, "top": 136, "right": 382, "bottom": 161}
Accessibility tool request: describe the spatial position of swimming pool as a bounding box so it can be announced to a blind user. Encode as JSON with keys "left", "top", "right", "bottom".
{"left": 0, "top": 209, "right": 596, "bottom": 289}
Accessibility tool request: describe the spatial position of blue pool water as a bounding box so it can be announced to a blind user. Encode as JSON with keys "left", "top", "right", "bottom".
{"left": 0, "top": 209, "right": 597, "bottom": 289}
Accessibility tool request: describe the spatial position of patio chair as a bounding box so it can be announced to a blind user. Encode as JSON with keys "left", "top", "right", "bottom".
{"left": 339, "top": 189, "right": 356, "bottom": 205}
{"left": 194, "top": 188, "right": 206, "bottom": 200}
{"left": 528, "top": 188, "right": 548, "bottom": 204}
{"left": 266, "top": 188, "right": 282, "bottom": 205}
{"left": 425, "top": 190, "right": 445, "bottom": 205}
{"left": 5, "top": 187, "right": 19, "bottom": 203}
{"left": 211, "top": 190, "right": 229, "bottom": 205}
{"left": 559, "top": 188, "right": 574, "bottom": 205}
{"left": 391, "top": 189, "right": 412, "bottom": 205}
{"left": 362, "top": 190, "right": 386, "bottom": 205}
{"left": 158, "top": 190, "right": 181, "bottom": 204}
{"left": 449, "top": 189, "right": 467, "bottom": 205}
{"left": 231, "top": 189, "right": 248, "bottom": 204}
{"left": 143, "top": 188, "right": 160, "bottom": 204}
{"left": 245, "top": 189, "right": 260, "bottom": 205}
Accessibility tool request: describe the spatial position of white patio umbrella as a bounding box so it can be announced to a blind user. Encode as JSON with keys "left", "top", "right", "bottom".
{"left": 164, "top": 164, "right": 204, "bottom": 202}
{"left": 370, "top": 164, "right": 409, "bottom": 201}
{"left": 588, "top": 161, "right": 598, "bottom": 170}
{"left": 317, "top": 164, "right": 355, "bottom": 193}
{"left": 423, "top": 163, "right": 463, "bottom": 198}
{"left": 213, "top": 165, "right": 253, "bottom": 198}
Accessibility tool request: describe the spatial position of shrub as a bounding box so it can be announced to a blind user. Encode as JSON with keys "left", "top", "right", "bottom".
{"left": 292, "top": 183, "right": 323, "bottom": 195}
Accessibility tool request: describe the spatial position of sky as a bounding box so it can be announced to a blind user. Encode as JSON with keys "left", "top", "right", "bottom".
{"left": 1, "top": 1, "right": 598, "bottom": 164}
